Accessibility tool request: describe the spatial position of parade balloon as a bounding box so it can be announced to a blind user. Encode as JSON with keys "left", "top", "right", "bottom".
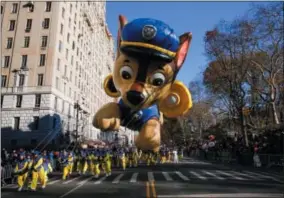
{"left": 93, "top": 15, "right": 193, "bottom": 152}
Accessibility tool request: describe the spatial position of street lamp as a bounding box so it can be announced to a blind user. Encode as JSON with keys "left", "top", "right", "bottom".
{"left": 74, "top": 100, "right": 83, "bottom": 145}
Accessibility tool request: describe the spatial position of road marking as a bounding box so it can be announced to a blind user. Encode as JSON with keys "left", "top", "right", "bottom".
{"left": 148, "top": 172, "right": 155, "bottom": 181}
{"left": 162, "top": 172, "right": 173, "bottom": 181}
{"left": 243, "top": 171, "right": 283, "bottom": 183}
{"left": 189, "top": 171, "right": 207, "bottom": 180}
{"left": 150, "top": 181, "right": 157, "bottom": 198}
{"left": 94, "top": 176, "right": 107, "bottom": 184}
{"left": 157, "top": 193, "right": 284, "bottom": 198}
{"left": 63, "top": 176, "right": 82, "bottom": 184}
{"left": 130, "top": 173, "right": 138, "bottom": 183}
{"left": 202, "top": 170, "right": 225, "bottom": 180}
{"left": 216, "top": 170, "right": 246, "bottom": 180}
{"left": 112, "top": 173, "right": 124, "bottom": 184}
{"left": 49, "top": 179, "right": 60, "bottom": 185}
{"left": 78, "top": 176, "right": 94, "bottom": 185}
{"left": 175, "top": 171, "right": 190, "bottom": 181}
{"left": 60, "top": 176, "right": 94, "bottom": 198}
{"left": 230, "top": 171, "right": 261, "bottom": 180}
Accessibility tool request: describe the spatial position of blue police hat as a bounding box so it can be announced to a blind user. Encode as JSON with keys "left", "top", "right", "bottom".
{"left": 121, "top": 18, "right": 179, "bottom": 60}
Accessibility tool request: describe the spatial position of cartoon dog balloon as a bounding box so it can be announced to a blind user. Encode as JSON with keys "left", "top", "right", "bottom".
{"left": 93, "top": 15, "right": 193, "bottom": 152}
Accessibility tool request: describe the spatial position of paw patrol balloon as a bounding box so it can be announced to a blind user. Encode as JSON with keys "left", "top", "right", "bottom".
{"left": 93, "top": 15, "right": 193, "bottom": 152}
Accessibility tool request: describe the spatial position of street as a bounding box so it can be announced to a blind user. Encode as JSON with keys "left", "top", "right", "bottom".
{"left": 2, "top": 158, "right": 284, "bottom": 198}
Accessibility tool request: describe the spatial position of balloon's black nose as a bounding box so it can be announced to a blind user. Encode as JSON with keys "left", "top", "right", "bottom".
{"left": 126, "top": 91, "right": 145, "bottom": 106}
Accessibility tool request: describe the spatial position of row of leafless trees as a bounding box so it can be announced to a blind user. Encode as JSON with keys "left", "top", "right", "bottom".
{"left": 162, "top": 2, "right": 284, "bottom": 146}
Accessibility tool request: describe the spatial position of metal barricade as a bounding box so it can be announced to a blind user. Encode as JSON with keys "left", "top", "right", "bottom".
{"left": 1, "top": 164, "right": 14, "bottom": 186}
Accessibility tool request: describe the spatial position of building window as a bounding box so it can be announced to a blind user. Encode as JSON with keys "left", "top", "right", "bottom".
{"left": 56, "top": 77, "right": 59, "bottom": 89}
{"left": 54, "top": 97, "right": 57, "bottom": 110}
{"left": 9, "top": 20, "right": 16, "bottom": 31}
{"left": 1, "top": 75, "right": 7, "bottom": 87}
{"left": 41, "top": 36, "right": 48, "bottom": 47}
{"left": 65, "top": 49, "right": 68, "bottom": 60}
{"left": 14, "top": 117, "right": 20, "bottom": 130}
{"left": 60, "top": 24, "right": 63, "bottom": 34}
{"left": 19, "top": 74, "right": 25, "bottom": 86}
{"left": 21, "top": 55, "right": 27, "bottom": 68}
{"left": 1, "top": 6, "right": 3, "bottom": 14}
{"left": 70, "top": 4, "right": 72, "bottom": 13}
{"left": 45, "top": 1, "right": 52, "bottom": 12}
{"left": 3, "top": 56, "right": 10, "bottom": 68}
{"left": 24, "top": 36, "right": 30, "bottom": 48}
{"left": 61, "top": 7, "right": 65, "bottom": 18}
{"left": 74, "top": 13, "right": 77, "bottom": 24}
{"left": 67, "top": 33, "right": 70, "bottom": 43}
{"left": 64, "top": 65, "right": 67, "bottom": 76}
{"left": 1, "top": 95, "right": 4, "bottom": 108}
{"left": 37, "top": 74, "right": 43, "bottom": 86}
{"left": 57, "top": 58, "right": 60, "bottom": 71}
{"left": 70, "top": 71, "right": 72, "bottom": 82}
{"left": 39, "top": 54, "right": 46, "bottom": 66}
{"left": 58, "top": 40, "right": 62, "bottom": 52}
{"left": 11, "top": 3, "right": 18, "bottom": 13}
{"left": 43, "top": 18, "right": 50, "bottom": 29}
{"left": 72, "top": 41, "right": 75, "bottom": 50}
{"left": 7, "top": 38, "right": 13, "bottom": 49}
{"left": 71, "top": 56, "right": 74, "bottom": 65}
{"left": 64, "top": 83, "right": 66, "bottom": 94}
{"left": 68, "top": 87, "right": 71, "bottom": 97}
{"left": 35, "top": 94, "right": 41, "bottom": 107}
{"left": 68, "top": 18, "right": 71, "bottom": 28}
{"left": 26, "top": 19, "right": 32, "bottom": 31}
{"left": 33, "top": 116, "right": 39, "bottom": 130}
{"left": 16, "top": 95, "right": 22, "bottom": 107}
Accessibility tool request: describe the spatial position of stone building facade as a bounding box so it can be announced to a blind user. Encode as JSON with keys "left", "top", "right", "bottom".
{"left": 0, "top": 1, "right": 134, "bottom": 149}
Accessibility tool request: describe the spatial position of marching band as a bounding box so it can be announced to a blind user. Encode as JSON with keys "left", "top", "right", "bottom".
{"left": 11, "top": 145, "right": 183, "bottom": 191}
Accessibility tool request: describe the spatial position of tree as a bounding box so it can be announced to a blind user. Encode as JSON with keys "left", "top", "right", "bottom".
{"left": 202, "top": 2, "right": 284, "bottom": 146}
{"left": 245, "top": 2, "right": 284, "bottom": 125}
{"left": 187, "top": 79, "right": 216, "bottom": 139}
{"left": 161, "top": 118, "right": 184, "bottom": 146}
{"left": 203, "top": 18, "right": 258, "bottom": 146}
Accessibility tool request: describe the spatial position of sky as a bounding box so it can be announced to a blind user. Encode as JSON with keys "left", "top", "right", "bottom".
{"left": 105, "top": 2, "right": 262, "bottom": 86}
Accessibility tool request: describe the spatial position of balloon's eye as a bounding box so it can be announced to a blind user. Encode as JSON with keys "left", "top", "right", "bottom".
{"left": 120, "top": 66, "right": 133, "bottom": 80}
{"left": 150, "top": 73, "right": 166, "bottom": 86}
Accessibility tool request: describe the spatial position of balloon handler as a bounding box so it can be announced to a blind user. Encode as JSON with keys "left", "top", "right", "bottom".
{"left": 93, "top": 15, "right": 193, "bottom": 152}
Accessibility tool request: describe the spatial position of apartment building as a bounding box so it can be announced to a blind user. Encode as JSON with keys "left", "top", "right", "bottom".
{"left": 0, "top": 1, "right": 123, "bottom": 149}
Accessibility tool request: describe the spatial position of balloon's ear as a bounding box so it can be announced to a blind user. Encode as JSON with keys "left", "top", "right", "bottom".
{"left": 116, "top": 15, "right": 128, "bottom": 58}
{"left": 175, "top": 32, "right": 192, "bottom": 71}
{"left": 103, "top": 74, "right": 121, "bottom": 98}
{"left": 158, "top": 81, "right": 192, "bottom": 118}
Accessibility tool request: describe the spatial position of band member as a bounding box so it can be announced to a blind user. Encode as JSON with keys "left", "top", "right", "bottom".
{"left": 30, "top": 151, "right": 46, "bottom": 191}
{"left": 14, "top": 153, "right": 28, "bottom": 191}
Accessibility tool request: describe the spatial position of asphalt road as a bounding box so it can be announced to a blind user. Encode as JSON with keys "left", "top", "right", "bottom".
{"left": 2, "top": 158, "right": 284, "bottom": 198}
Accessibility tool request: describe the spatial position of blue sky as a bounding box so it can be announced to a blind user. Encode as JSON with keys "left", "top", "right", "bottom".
{"left": 106, "top": 2, "right": 263, "bottom": 86}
